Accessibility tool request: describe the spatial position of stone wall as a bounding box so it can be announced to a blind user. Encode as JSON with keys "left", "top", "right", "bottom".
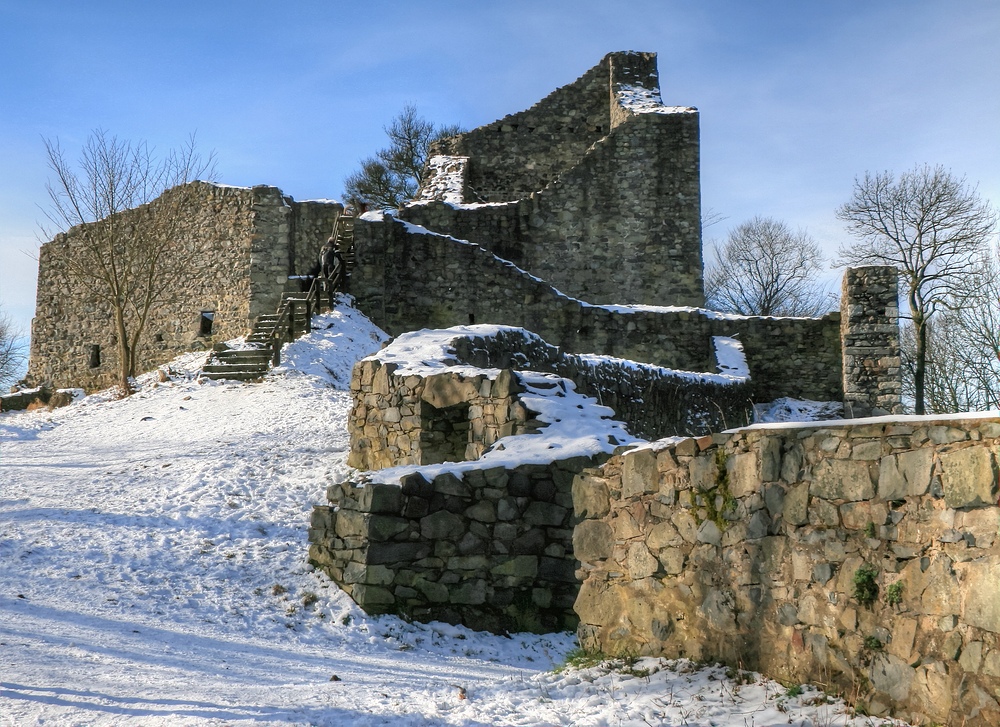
{"left": 573, "top": 417, "right": 1000, "bottom": 725}
{"left": 346, "top": 326, "right": 753, "bottom": 472}
{"left": 414, "top": 51, "right": 703, "bottom": 308}
{"left": 429, "top": 56, "right": 612, "bottom": 202}
{"left": 347, "top": 360, "right": 534, "bottom": 471}
{"left": 842, "top": 266, "right": 903, "bottom": 417}
{"left": 349, "top": 216, "right": 843, "bottom": 404}
{"left": 309, "top": 457, "right": 596, "bottom": 633}
{"left": 27, "top": 182, "right": 341, "bottom": 390}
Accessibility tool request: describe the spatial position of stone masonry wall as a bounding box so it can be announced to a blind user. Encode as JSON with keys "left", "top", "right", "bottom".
{"left": 429, "top": 56, "right": 612, "bottom": 202}
{"left": 29, "top": 182, "right": 256, "bottom": 391}
{"left": 347, "top": 326, "right": 753, "bottom": 473}
{"left": 346, "top": 360, "right": 535, "bottom": 471}
{"left": 412, "top": 51, "right": 702, "bottom": 307}
{"left": 309, "top": 456, "right": 597, "bottom": 634}
{"left": 28, "top": 182, "right": 340, "bottom": 390}
{"left": 405, "top": 108, "right": 702, "bottom": 308}
{"left": 573, "top": 418, "right": 1000, "bottom": 725}
{"left": 349, "top": 217, "right": 843, "bottom": 404}
{"left": 842, "top": 266, "right": 903, "bottom": 417}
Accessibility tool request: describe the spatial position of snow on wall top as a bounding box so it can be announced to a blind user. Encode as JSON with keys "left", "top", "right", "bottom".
{"left": 615, "top": 84, "right": 697, "bottom": 115}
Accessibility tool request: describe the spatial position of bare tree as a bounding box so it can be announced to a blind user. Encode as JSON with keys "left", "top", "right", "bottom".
{"left": 836, "top": 164, "right": 997, "bottom": 414}
{"left": 42, "top": 129, "right": 217, "bottom": 395}
{"left": 344, "top": 105, "right": 462, "bottom": 209}
{"left": 901, "top": 246, "right": 1000, "bottom": 413}
{"left": 705, "top": 216, "right": 832, "bottom": 316}
{"left": 0, "top": 307, "right": 26, "bottom": 391}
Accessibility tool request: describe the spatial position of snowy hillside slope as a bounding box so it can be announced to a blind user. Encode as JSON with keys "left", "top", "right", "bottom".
{"left": 0, "top": 297, "right": 907, "bottom": 726}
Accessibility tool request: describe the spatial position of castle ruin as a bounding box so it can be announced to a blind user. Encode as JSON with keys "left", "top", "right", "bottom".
{"left": 26, "top": 49, "right": 988, "bottom": 725}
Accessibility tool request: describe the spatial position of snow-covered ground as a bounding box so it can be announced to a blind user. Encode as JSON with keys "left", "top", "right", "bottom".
{"left": 1, "top": 298, "right": 907, "bottom": 726}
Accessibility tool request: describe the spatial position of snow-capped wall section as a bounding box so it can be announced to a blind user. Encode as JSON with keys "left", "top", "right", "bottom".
{"left": 347, "top": 324, "right": 752, "bottom": 473}
{"left": 308, "top": 324, "right": 754, "bottom": 632}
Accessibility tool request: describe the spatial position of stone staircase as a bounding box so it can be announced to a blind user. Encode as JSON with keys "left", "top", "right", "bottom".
{"left": 199, "top": 213, "right": 356, "bottom": 382}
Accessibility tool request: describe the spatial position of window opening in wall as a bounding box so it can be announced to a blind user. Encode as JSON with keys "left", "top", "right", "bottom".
{"left": 153, "top": 333, "right": 164, "bottom": 343}
{"left": 419, "top": 401, "right": 471, "bottom": 464}
{"left": 468, "top": 313, "right": 476, "bottom": 325}
{"left": 199, "top": 311, "right": 215, "bottom": 337}
{"left": 87, "top": 344, "right": 101, "bottom": 369}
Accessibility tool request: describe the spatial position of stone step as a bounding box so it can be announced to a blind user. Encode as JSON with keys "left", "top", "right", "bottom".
{"left": 202, "top": 362, "right": 269, "bottom": 374}
{"left": 214, "top": 350, "right": 272, "bottom": 362}
{"left": 200, "top": 370, "right": 267, "bottom": 382}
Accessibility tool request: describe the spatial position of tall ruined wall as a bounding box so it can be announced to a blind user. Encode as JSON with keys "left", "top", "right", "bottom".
{"left": 414, "top": 51, "right": 702, "bottom": 307}
{"left": 573, "top": 418, "right": 1000, "bottom": 725}
{"left": 429, "top": 56, "right": 614, "bottom": 202}
{"left": 524, "top": 110, "right": 702, "bottom": 307}
{"left": 404, "top": 109, "right": 702, "bottom": 307}
{"left": 28, "top": 182, "right": 340, "bottom": 390}
{"left": 349, "top": 217, "right": 842, "bottom": 403}
{"left": 29, "top": 183, "right": 256, "bottom": 391}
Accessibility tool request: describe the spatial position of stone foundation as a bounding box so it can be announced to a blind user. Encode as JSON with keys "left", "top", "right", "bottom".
{"left": 309, "top": 457, "right": 600, "bottom": 633}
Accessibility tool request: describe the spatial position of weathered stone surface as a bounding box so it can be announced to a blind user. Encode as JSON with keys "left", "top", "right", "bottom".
{"left": 420, "top": 511, "right": 465, "bottom": 540}
{"left": 940, "top": 447, "right": 997, "bottom": 509}
{"left": 573, "top": 473, "right": 610, "bottom": 518}
{"left": 871, "top": 654, "right": 915, "bottom": 703}
{"left": 421, "top": 373, "right": 481, "bottom": 409}
{"left": 689, "top": 454, "right": 718, "bottom": 491}
{"left": 622, "top": 449, "right": 658, "bottom": 498}
{"left": 879, "top": 448, "right": 933, "bottom": 500}
{"left": 960, "top": 557, "right": 1000, "bottom": 633}
{"left": 523, "top": 501, "right": 568, "bottom": 527}
{"left": 810, "top": 459, "right": 874, "bottom": 501}
{"left": 696, "top": 520, "right": 722, "bottom": 546}
{"left": 464, "top": 501, "right": 497, "bottom": 523}
{"left": 573, "top": 520, "right": 613, "bottom": 562}
{"left": 727, "top": 452, "right": 759, "bottom": 498}
{"left": 627, "top": 542, "right": 659, "bottom": 579}
{"left": 352, "top": 584, "right": 396, "bottom": 607}
{"left": 491, "top": 556, "right": 539, "bottom": 578}
{"left": 783, "top": 482, "right": 809, "bottom": 526}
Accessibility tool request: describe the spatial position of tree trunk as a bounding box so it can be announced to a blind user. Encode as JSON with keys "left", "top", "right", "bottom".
{"left": 914, "top": 316, "right": 927, "bottom": 415}
{"left": 113, "top": 305, "right": 134, "bottom": 396}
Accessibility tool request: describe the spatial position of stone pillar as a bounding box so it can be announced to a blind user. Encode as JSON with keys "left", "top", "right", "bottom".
{"left": 841, "top": 266, "right": 902, "bottom": 416}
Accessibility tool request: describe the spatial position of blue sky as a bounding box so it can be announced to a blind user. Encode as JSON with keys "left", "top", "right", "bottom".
{"left": 1, "top": 0, "right": 998, "bottom": 354}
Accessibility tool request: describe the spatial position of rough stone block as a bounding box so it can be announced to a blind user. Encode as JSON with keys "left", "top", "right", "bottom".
{"left": 572, "top": 473, "right": 610, "bottom": 518}
{"left": 879, "top": 448, "right": 932, "bottom": 500}
{"left": 464, "top": 501, "right": 497, "bottom": 523}
{"left": 940, "top": 447, "right": 997, "bottom": 509}
{"left": 419, "top": 510, "right": 465, "bottom": 540}
{"left": 689, "top": 453, "right": 719, "bottom": 491}
{"left": 810, "top": 459, "right": 875, "bottom": 501}
{"left": 573, "top": 520, "right": 613, "bottom": 562}
{"left": 622, "top": 448, "right": 658, "bottom": 498}
{"left": 627, "top": 542, "right": 659, "bottom": 578}
{"left": 538, "top": 556, "right": 577, "bottom": 583}
{"left": 421, "top": 373, "right": 480, "bottom": 409}
{"left": 359, "top": 483, "right": 404, "bottom": 514}
{"left": 335, "top": 509, "right": 368, "bottom": 538}
{"left": 727, "top": 452, "right": 759, "bottom": 498}
{"left": 960, "top": 556, "right": 1000, "bottom": 633}
{"left": 368, "top": 515, "right": 410, "bottom": 542}
{"left": 523, "top": 501, "right": 568, "bottom": 527}
{"left": 491, "top": 555, "right": 539, "bottom": 578}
